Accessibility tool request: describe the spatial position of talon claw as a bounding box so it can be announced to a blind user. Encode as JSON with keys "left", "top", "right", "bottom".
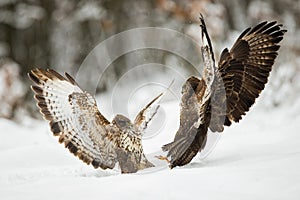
{"left": 155, "top": 155, "right": 170, "bottom": 163}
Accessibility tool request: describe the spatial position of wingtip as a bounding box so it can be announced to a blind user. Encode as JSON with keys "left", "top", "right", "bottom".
{"left": 65, "top": 72, "right": 78, "bottom": 86}
{"left": 199, "top": 13, "right": 205, "bottom": 25}
{"left": 274, "top": 22, "right": 287, "bottom": 32}
{"left": 145, "top": 79, "right": 174, "bottom": 107}
{"left": 28, "top": 70, "right": 41, "bottom": 85}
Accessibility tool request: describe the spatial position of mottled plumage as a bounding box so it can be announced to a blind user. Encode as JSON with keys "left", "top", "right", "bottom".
{"left": 162, "top": 15, "right": 287, "bottom": 168}
{"left": 29, "top": 68, "right": 163, "bottom": 173}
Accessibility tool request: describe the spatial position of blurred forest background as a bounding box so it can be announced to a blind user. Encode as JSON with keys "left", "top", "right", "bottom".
{"left": 0, "top": 0, "right": 299, "bottom": 122}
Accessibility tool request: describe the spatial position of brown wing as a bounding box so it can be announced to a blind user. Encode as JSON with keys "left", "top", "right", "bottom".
{"left": 28, "top": 68, "right": 118, "bottom": 170}
{"left": 211, "top": 21, "right": 286, "bottom": 130}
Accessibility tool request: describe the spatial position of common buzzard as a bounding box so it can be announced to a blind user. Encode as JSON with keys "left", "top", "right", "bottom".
{"left": 29, "top": 68, "right": 163, "bottom": 173}
{"left": 160, "top": 15, "right": 287, "bottom": 168}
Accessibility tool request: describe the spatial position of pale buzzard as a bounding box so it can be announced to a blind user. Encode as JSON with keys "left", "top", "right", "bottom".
{"left": 29, "top": 68, "right": 163, "bottom": 173}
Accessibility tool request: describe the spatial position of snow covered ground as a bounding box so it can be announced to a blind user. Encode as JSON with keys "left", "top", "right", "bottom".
{"left": 1, "top": 98, "right": 300, "bottom": 200}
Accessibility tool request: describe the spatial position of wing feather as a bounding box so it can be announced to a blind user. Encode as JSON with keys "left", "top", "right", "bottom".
{"left": 134, "top": 92, "right": 163, "bottom": 132}
{"left": 212, "top": 21, "right": 286, "bottom": 129}
{"left": 134, "top": 80, "right": 174, "bottom": 132}
{"left": 28, "top": 68, "right": 117, "bottom": 169}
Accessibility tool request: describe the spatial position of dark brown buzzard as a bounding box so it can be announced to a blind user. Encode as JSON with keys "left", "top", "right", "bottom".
{"left": 160, "top": 15, "right": 287, "bottom": 168}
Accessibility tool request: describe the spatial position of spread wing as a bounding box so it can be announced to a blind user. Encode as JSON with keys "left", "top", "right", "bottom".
{"left": 134, "top": 92, "right": 163, "bottom": 132}
{"left": 28, "top": 68, "right": 118, "bottom": 169}
{"left": 134, "top": 80, "right": 174, "bottom": 132}
{"left": 211, "top": 21, "right": 286, "bottom": 130}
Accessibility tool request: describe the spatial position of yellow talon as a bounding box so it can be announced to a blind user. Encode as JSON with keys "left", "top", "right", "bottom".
{"left": 155, "top": 155, "right": 170, "bottom": 163}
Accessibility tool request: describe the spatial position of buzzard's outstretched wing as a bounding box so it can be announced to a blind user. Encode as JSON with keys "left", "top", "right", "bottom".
{"left": 134, "top": 92, "right": 163, "bottom": 132}
{"left": 212, "top": 21, "right": 286, "bottom": 130}
{"left": 29, "top": 68, "right": 118, "bottom": 169}
{"left": 134, "top": 80, "right": 173, "bottom": 132}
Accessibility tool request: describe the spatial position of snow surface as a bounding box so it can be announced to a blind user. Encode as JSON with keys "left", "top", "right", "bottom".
{"left": 1, "top": 99, "right": 300, "bottom": 200}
